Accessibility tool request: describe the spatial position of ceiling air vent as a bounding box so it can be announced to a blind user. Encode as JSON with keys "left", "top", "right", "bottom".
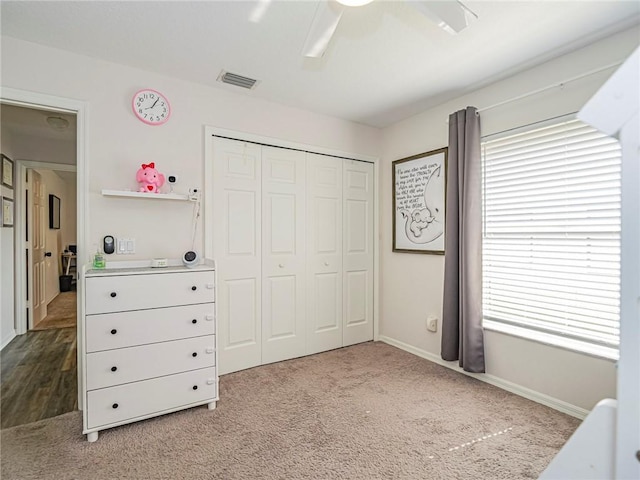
{"left": 217, "top": 71, "right": 259, "bottom": 90}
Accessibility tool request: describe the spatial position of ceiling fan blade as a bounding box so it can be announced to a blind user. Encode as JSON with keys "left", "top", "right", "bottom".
{"left": 302, "top": 1, "right": 345, "bottom": 58}
{"left": 249, "top": 0, "right": 273, "bottom": 24}
{"left": 410, "top": 1, "right": 478, "bottom": 35}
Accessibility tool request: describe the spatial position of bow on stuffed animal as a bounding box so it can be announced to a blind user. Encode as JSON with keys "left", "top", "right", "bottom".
{"left": 136, "top": 162, "right": 165, "bottom": 193}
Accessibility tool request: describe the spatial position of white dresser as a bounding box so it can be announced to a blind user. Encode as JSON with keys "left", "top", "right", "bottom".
{"left": 82, "top": 261, "right": 217, "bottom": 442}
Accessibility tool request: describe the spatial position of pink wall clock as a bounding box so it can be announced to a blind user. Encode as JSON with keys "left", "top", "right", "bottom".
{"left": 132, "top": 88, "right": 171, "bottom": 125}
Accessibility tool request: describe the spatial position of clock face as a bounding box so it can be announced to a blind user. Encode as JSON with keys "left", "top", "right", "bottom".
{"left": 132, "top": 89, "right": 171, "bottom": 125}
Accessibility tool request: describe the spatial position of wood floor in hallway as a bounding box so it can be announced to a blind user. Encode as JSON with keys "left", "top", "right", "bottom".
{"left": 1, "top": 327, "right": 77, "bottom": 429}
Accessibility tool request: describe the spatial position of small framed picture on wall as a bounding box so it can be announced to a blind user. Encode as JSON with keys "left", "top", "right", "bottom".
{"left": 2, "top": 196, "right": 14, "bottom": 227}
{"left": 1, "top": 154, "right": 14, "bottom": 189}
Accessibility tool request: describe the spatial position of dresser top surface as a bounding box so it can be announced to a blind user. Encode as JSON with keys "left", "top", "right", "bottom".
{"left": 85, "top": 260, "right": 215, "bottom": 277}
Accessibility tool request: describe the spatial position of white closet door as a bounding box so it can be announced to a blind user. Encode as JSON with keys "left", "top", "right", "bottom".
{"left": 261, "top": 146, "right": 307, "bottom": 364}
{"left": 306, "top": 153, "right": 343, "bottom": 355}
{"left": 213, "top": 137, "right": 262, "bottom": 374}
{"left": 343, "top": 160, "right": 375, "bottom": 346}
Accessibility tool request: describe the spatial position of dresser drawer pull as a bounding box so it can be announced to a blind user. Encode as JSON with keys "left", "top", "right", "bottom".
{"left": 110, "top": 329, "right": 117, "bottom": 335}
{"left": 110, "top": 292, "right": 117, "bottom": 298}
{"left": 192, "top": 352, "right": 198, "bottom": 357}
{"left": 206, "top": 378, "right": 215, "bottom": 385}
{"left": 112, "top": 403, "right": 119, "bottom": 409}
{"left": 206, "top": 315, "right": 214, "bottom": 321}
{"left": 206, "top": 348, "right": 214, "bottom": 354}
{"left": 191, "top": 286, "right": 197, "bottom": 291}
{"left": 111, "top": 366, "right": 117, "bottom": 372}
{"left": 192, "top": 319, "right": 198, "bottom": 324}
{"left": 192, "top": 385, "right": 198, "bottom": 390}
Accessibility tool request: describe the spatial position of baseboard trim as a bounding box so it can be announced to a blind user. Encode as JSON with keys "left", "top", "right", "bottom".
{"left": 378, "top": 335, "right": 589, "bottom": 420}
{"left": 1, "top": 331, "right": 16, "bottom": 351}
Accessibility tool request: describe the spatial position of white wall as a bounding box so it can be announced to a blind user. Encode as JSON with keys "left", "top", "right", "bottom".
{"left": 379, "top": 27, "right": 639, "bottom": 411}
{"left": 62, "top": 176, "right": 76, "bottom": 251}
{"left": 0, "top": 126, "right": 16, "bottom": 349}
{"left": 36, "top": 169, "right": 75, "bottom": 304}
{"left": 1, "top": 36, "right": 381, "bottom": 268}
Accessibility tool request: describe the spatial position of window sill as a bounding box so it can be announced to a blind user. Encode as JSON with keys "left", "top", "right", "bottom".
{"left": 483, "top": 319, "right": 619, "bottom": 362}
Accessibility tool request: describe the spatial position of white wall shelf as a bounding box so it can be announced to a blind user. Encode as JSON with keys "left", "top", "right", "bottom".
{"left": 101, "top": 190, "right": 190, "bottom": 201}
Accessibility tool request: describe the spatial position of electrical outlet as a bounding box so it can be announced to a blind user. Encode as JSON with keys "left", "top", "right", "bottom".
{"left": 427, "top": 316, "right": 438, "bottom": 332}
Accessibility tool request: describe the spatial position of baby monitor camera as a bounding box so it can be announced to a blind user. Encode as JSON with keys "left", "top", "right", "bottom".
{"left": 182, "top": 250, "right": 199, "bottom": 268}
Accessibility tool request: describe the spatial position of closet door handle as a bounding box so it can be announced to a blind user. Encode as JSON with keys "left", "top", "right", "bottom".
{"left": 110, "top": 329, "right": 117, "bottom": 335}
{"left": 112, "top": 403, "right": 119, "bottom": 409}
{"left": 111, "top": 366, "right": 117, "bottom": 372}
{"left": 192, "top": 319, "right": 198, "bottom": 324}
{"left": 191, "top": 286, "right": 197, "bottom": 291}
{"left": 192, "top": 352, "right": 198, "bottom": 357}
{"left": 110, "top": 292, "right": 117, "bottom": 298}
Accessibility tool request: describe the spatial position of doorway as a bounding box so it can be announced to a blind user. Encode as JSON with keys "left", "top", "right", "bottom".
{"left": 0, "top": 102, "right": 80, "bottom": 428}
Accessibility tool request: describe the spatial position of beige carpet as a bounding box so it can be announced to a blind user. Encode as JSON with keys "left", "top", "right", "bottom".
{"left": 32, "top": 291, "right": 77, "bottom": 330}
{"left": 0, "top": 342, "right": 579, "bottom": 479}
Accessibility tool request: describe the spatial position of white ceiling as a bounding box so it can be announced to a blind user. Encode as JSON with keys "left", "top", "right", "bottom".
{"left": 1, "top": 1, "right": 639, "bottom": 128}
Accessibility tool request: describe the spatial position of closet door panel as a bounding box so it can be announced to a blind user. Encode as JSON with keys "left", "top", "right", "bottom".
{"left": 307, "top": 154, "right": 343, "bottom": 354}
{"left": 343, "top": 160, "right": 374, "bottom": 346}
{"left": 213, "top": 138, "right": 262, "bottom": 374}
{"left": 262, "top": 146, "right": 306, "bottom": 364}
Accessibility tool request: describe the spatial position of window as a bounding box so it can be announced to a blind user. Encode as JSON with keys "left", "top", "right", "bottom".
{"left": 481, "top": 116, "right": 621, "bottom": 359}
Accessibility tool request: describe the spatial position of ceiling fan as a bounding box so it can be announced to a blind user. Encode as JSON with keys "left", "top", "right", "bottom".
{"left": 302, "top": 0, "right": 478, "bottom": 58}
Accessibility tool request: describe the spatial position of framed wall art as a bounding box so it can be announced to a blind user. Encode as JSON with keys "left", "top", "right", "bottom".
{"left": 49, "top": 194, "right": 61, "bottom": 229}
{"left": 2, "top": 196, "right": 14, "bottom": 227}
{"left": 1, "top": 154, "right": 14, "bottom": 189}
{"left": 392, "top": 147, "right": 447, "bottom": 254}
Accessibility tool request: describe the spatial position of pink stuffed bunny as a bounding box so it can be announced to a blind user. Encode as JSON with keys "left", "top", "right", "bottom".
{"left": 136, "top": 162, "right": 165, "bottom": 193}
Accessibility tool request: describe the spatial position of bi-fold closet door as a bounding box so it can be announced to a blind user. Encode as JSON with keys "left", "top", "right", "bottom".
{"left": 213, "top": 137, "right": 374, "bottom": 375}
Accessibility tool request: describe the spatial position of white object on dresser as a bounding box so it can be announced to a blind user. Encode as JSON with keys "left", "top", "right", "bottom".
{"left": 82, "top": 260, "right": 217, "bottom": 442}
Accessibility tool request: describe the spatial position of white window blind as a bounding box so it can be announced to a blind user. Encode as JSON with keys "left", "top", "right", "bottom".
{"left": 481, "top": 117, "right": 621, "bottom": 359}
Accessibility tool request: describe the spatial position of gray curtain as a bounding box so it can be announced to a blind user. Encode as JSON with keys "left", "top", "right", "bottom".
{"left": 441, "top": 106, "right": 485, "bottom": 373}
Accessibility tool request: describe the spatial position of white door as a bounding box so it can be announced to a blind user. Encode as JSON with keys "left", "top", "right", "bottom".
{"left": 261, "top": 146, "right": 306, "bottom": 364}
{"left": 306, "top": 153, "right": 343, "bottom": 355}
{"left": 213, "top": 138, "right": 262, "bottom": 374}
{"left": 31, "top": 169, "right": 47, "bottom": 326}
{"left": 343, "top": 160, "right": 374, "bottom": 346}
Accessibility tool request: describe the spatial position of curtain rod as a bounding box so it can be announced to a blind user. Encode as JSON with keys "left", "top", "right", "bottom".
{"left": 476, "top": 61, "right": 622, "bottom": 113}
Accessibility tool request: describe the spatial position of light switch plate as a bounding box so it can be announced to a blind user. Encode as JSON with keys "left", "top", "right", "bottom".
{"left": 117, "top": 238, "right": 136, "bottom": 254}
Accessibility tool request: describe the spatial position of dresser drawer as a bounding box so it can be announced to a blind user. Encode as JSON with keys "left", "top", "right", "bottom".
{"left": 86, "top": 335, "right": 215, "bottom": 390}
{"left": 85, "top": 271, "right": 215, "bottom": 315}
{"left": 85, "top": 304, "right": 215, "bottom": 352}
{"left": 86, "top": 367, "right": 217, "bottom": 429}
